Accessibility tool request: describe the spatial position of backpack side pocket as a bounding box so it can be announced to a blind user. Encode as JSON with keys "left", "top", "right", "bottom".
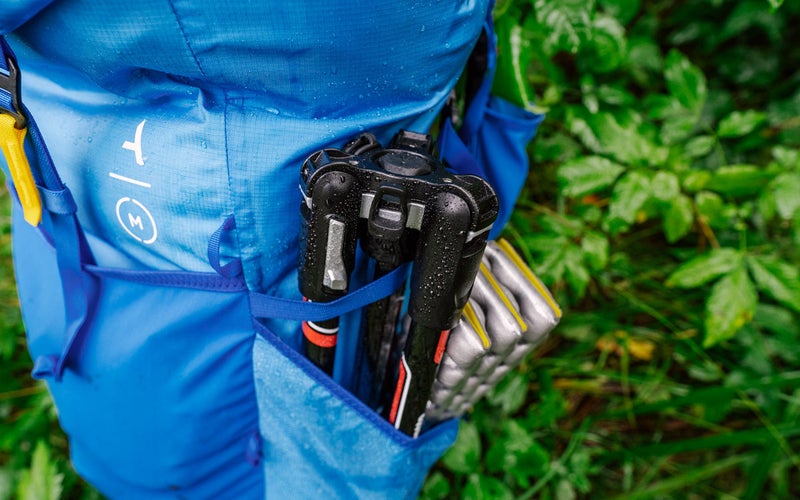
{"left": 252, "top": 322, "right": 458, "bottom": 499}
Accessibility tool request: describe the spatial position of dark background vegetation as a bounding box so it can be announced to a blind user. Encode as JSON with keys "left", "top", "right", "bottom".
{"left": 3, "top": 0, "right": 800, "bottom": 498}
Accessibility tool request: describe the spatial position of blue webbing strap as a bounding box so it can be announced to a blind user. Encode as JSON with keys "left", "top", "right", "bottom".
{"left": 1, "top": 37, "right": 95, "bottom": 381}
{"left": 248, "top": 263, "right": 410, "bottom": 323}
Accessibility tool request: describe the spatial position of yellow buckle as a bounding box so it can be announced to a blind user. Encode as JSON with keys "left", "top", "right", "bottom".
{"left": 0, "top": 113, "right": 41, "bottom": 226}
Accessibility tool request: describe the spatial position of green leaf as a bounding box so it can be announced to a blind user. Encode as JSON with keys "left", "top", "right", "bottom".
{"left": 666, "top": 248, "right": 743, "bottom": 288}
{"left": 746, "top": 255, "right": 800, "bottom": 313}
{"left": 534, "top": 0, "right": 594, "bottom": 54}
{"left": 588, "top": 112, "right": 668, "bottom": 166}
{"left": 464, "top": 474, "right": 514, "bottom": 500}
{"left": 695, "top": 191, "right": 730, "bottom": 228}
{"left": 717, "top": 110, "right": 767, "bottom": 138}
{"left": 772, "top": 145, "right": 799, "bottom": 169}
{"left": 664, "top": 49, "right": 707, "bottom": 114}
{"left": 441, "top": 421, "right": 482, "bottom": 474}
{"left": 683, "top": 135, "right": 716, "bottom": 158}
{"left": 607, "top": 171, "right": 651, "bottom": 227}
{"left": 703, "top": 265, "right": 758, "bottom": 347}
{"left": 705, "top": 164, "right": 774, "bottom": 197}
{"left": 15, "top": 442, "right": 63, "bottom": 500}
{"left": 651, "top": 171, "right": 681, "bottom": 203}
{"left": 486, "top": 370, "right": 530, "bottom": 415}
{"left": 420, "top": 472, "right": 451, "bottom": 500}
{"left": 598, "top": 0, "right": 641, "bottom": 24}
{"left": 556, "top": 479, "right": 578, "bottom": 500}
{"left": 564, "top": 246, "right": 591, "bottom": 298}
{"left": 581, "top": 231, "right": 609, "bottom": 271}
{"left": 663, "top": 194, "right": 694, "bottom": 243}
{"left": 771, "top": 172, "right": 800, "bottom": 219}
{"left": 493, "top": 15, "right": 535, "bottom": 108}
{"left": 682, "top": 171, "right": 712, "bottom": 193}
{"left": 660, "top": 114, "right": 698, "bottom": 145}
{"left": 557, "top": 156, "right": 626, "bottom": 197}
{"left": 488, "top": 426, "right": 550, "bottom": 490}
{"left": 586, "top": 15, "right": 627, "bottom": 73}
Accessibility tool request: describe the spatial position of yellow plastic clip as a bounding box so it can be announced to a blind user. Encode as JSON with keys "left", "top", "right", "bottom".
{"left": 0, "top": 113, "right": 41, "bottom": 226}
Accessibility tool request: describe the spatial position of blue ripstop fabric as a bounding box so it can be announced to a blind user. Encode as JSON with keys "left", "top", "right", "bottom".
{"left": 11, "top": 203, "right": 263, "bottom": 499}
{"left": 252, "top": 324, "right": 458, "bottom": 499}
{"left": 1, "top": 1, "right": 499, "bottom": 498}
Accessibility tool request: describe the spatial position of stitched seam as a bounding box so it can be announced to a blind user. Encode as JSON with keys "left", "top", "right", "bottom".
{"left": 166, "top": 0, "right": 208, "bottom": 78}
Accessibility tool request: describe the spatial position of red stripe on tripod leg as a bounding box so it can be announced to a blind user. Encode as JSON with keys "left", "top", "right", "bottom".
{"left": 433, "top": 329, "right": 451, "bottom": 364}
{"left": 389, "top": 359, "right": 408, "bottom": 424}
{"left": 302, "top": 321, "right": 338, "bottom": 348}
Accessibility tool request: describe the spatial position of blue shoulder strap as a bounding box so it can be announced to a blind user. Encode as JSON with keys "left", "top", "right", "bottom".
{"left": 1, "top": 36, "right": 96, "bottom": 381}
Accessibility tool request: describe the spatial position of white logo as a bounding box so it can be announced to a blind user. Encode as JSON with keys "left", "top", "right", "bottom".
{"left": 122, "top": 119, "right": 147, "bottom": 166}
{"left": 115, "top": 197, "right": 158, "bottom": 244}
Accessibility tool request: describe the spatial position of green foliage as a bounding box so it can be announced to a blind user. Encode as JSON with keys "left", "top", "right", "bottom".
{"left": 427, "top": 0, "right": 800, "bottom": 497}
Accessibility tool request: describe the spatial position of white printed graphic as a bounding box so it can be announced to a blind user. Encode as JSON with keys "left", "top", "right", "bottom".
{"left": 108, "top": 172, "right": 152, "bottom": 188}
{"left": 115, "top": 197, "right": 158, "bottom": 244}
{"left": 122, "top": 119, "right": 147, "bottom": 166}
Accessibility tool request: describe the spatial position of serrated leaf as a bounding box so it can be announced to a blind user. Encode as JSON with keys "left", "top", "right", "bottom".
{"left": 746, "top": 255, "right": 800, "bottom": 313}
{"left": 664, "top": 50, "right": 707, "bottom": 114}
{"left": 704, "top": 266, "right": 757, "bottom": 347}
{"left": 651, "top": 171, "right": 681, "bottom": 203}
{"left": 706, "top": 165, "right": 774, "bottom": 197}
{"left": 771, "top": 172, "right": 800, "bottom": 219}
{"left": 581, "top": 231, "right": 609, "bottom": 271}
{"left": 588, "top": 112, "right": 668, "bottom": 166}
{"left": 717, "top": 110, "right": 767, "bottom": 138}
{"left": 663, "top": 194, "right": 694, "bottom": 243}
{"left": 441, "top": 421, "right": 481, "bottom": 474}
{"left": 534, "top": 0, "right": 594, "bottom": 54}
{"left": 684, "top": 135, "right": 716, "bottom": 158}
{"left": 558, "top": 156, "right": 626, "bottom": 198}
{"left": 666, "top": 248, "right": 742, "bottom": 288}
{"left": 608, "top": 171, "right": 651, "bottom": 226}
{"left": 587, "top": 15, "right": 627, "bottom": 73}
{"left": 565, "top": 245, "right": 591, "bottom": 298}
{"left": 15, "top": 442, "right": 63, "bottom": 500}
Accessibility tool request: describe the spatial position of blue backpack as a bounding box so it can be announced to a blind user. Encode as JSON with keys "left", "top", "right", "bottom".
{"left": 1, "top": 2, "right": 545, "bottom": 498}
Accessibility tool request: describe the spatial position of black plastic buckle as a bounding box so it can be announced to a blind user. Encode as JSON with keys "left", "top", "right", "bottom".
{"left": 0, "top": 50, "right": 26, "bottom": 129}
